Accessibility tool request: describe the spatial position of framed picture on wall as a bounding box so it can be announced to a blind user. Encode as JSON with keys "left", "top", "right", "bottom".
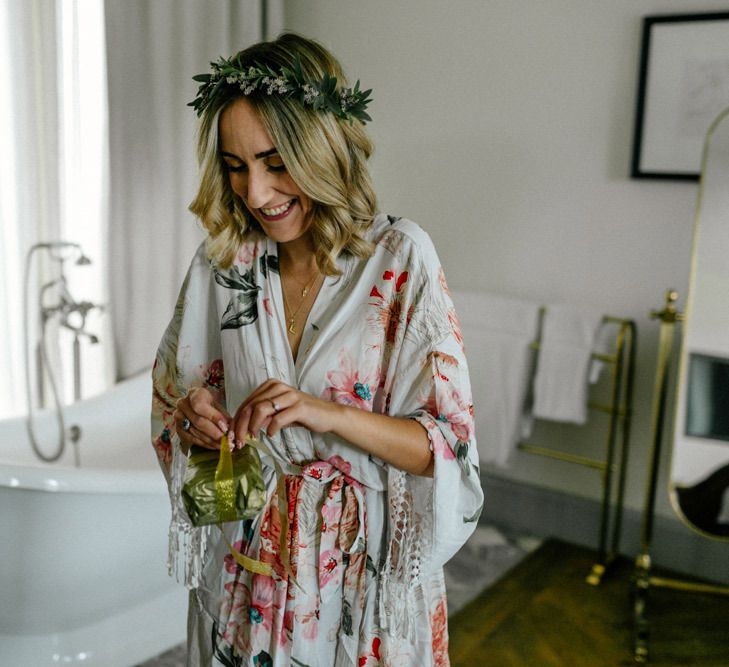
{"left": 631, "top": 12, "right": 729, "bottom": 180}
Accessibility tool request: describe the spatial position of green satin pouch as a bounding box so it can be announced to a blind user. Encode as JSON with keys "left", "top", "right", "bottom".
{"left": 181, "top": 438, "right": 267, "bottom": 527}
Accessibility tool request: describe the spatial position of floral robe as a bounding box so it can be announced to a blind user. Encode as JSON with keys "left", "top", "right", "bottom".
{"left": 151, "top": 214, "right": 484, "bottom": 667}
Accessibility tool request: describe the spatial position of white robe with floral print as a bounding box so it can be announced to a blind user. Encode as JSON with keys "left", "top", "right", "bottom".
{"left": 151, "top": 214, "right": 484, "bottom": 667}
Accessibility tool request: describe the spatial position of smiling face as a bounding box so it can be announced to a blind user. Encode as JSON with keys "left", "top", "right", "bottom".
{"left": 218, "top": 97, "right": 313, "bottom": 244}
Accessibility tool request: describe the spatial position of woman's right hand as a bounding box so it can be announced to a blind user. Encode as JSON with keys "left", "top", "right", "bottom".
{"left": 173, "top": 387, "right": 232, "bottom": 452}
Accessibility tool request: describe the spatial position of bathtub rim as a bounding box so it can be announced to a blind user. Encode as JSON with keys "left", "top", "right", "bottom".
{"left": 0, "top": 370, "right": 168, "bottom": 495}
{"left": 0, "top": 462, "right": 169, "bottom": 494}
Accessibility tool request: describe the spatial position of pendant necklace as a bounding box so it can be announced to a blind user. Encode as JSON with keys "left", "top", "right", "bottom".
{"left": 282, "top": 268, "right": 320, "bottom": 335}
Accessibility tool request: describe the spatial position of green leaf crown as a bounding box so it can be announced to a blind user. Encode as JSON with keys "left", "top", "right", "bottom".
{"left": 189, "top": 56, "right": 372, "bottom": 124}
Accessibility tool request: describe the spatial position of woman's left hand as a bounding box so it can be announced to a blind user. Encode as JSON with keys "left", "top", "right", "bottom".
{"left": 230, "top": 379, "right": 339, "bottom": 446}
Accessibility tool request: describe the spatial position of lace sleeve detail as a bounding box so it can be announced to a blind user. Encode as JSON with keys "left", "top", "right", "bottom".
{"left": 376, "top": 223, "right": 483, "bottom": 640}
{"left": 150, "top": 245, "right": 224, "bottom": 588}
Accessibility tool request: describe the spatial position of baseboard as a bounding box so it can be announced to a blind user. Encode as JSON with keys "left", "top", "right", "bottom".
{"left": 479, "top": 472, "right": 729, "bottom": 586}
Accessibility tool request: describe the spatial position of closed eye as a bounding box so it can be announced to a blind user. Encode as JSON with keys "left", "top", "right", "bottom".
{"left": 220, "top": 150, "right": 286, "bottom": 173}
{"left": 225, "top": 162, "right": 284, "bottom": 174}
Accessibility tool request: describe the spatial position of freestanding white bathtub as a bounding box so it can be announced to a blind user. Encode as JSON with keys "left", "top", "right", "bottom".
{"left": 0, "top": 372, "right": 187, "bottom": 667}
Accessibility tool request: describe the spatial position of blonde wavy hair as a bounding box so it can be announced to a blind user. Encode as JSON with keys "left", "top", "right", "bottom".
{"left": 189, "top": 33, "right": 377, "bottom": 274}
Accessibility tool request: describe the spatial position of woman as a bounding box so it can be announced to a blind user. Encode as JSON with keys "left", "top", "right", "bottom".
{"left": 151, "top": 33, "right": 483, "bottom": 667}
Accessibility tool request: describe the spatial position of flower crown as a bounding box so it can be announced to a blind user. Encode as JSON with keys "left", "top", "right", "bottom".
{"left": 189, "top": 56, "right": 373, "bottom": 124}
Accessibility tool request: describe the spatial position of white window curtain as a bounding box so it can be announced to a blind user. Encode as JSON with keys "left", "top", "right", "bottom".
{"left": 0, "top": 0, "right": 112, "bottom": 420}
{"left": 105, "top": 0, "right": 283, "bottom": 379}
{"left": 0, "top": 0, "right": 281, "bottom": 418}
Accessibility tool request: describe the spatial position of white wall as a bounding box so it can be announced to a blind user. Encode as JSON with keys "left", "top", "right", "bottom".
{"left": 284, "top": 0, "right": 729, "bottom": 521}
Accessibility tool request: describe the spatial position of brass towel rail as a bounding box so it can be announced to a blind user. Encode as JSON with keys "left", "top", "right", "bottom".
{"left": 518, "top": 310, "right": 637, "bottom": 585}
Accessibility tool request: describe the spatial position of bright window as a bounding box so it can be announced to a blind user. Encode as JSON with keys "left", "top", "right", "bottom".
{"left": 0, "top": 0, "right": 109, "bottom": 420}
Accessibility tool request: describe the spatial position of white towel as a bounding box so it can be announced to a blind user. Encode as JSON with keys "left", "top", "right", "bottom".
{"left": 589, "top": 320, "right": 618, "bottom": 383}
{"left": 451, "top": 290, "right": 541, "bottom": 468}
{"left": 531, "top": 304, "right": 604, "bottom": 425}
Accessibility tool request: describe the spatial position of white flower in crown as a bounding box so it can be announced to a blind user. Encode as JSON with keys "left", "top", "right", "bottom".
{"left": 273, "top": 77, "right": 288, "bottom": 93}
{"left": 302, "top": 83, "right": 320, "bottom": 104}
{"left": 339, "top": 90, "right": 352, "bottom": 111}
{"left": 262, "top": 76, "right": 283, "bottom": 95}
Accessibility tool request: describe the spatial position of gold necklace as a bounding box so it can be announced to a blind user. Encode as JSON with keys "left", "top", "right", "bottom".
{"left": 282, "top": 269, "right": 320, "bottom": 335}
{"left": 290, "top": 271, "right": 318, "bottom": 298}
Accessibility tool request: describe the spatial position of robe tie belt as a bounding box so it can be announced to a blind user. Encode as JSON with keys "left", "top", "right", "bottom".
{"left": 239, "top": 455, "right": 367, "bottom": 603}
{"left": 300, "top": 459, "right": 367, "bottom": 602}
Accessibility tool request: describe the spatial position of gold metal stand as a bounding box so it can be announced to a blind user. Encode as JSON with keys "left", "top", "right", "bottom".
{"left": 632, "top": 290, "right": 729, "bottom": 663}
{"left": 519, "top": 311, "right": 637, "bottom": 585}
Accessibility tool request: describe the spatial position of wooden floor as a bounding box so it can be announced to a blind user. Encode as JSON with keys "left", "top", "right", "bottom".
{"left": 448, "top": 538, "right": 729, "bottom": 666}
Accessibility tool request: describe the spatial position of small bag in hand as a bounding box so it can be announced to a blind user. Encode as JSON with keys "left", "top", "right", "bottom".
{"left": 181, "top": 435, "right": 266, "bottom": 526}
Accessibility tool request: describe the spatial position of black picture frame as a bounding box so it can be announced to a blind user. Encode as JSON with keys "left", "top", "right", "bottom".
{"left": 631, "top": 12, "right": 729, "bottom": 181}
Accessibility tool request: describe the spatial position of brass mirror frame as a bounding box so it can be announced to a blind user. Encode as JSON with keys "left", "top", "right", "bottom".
{"left": 632, "top": 110, "right": 729, "bottom": 664}
{"left": 668, "top": 105, "right": 729, "bottom": 543}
